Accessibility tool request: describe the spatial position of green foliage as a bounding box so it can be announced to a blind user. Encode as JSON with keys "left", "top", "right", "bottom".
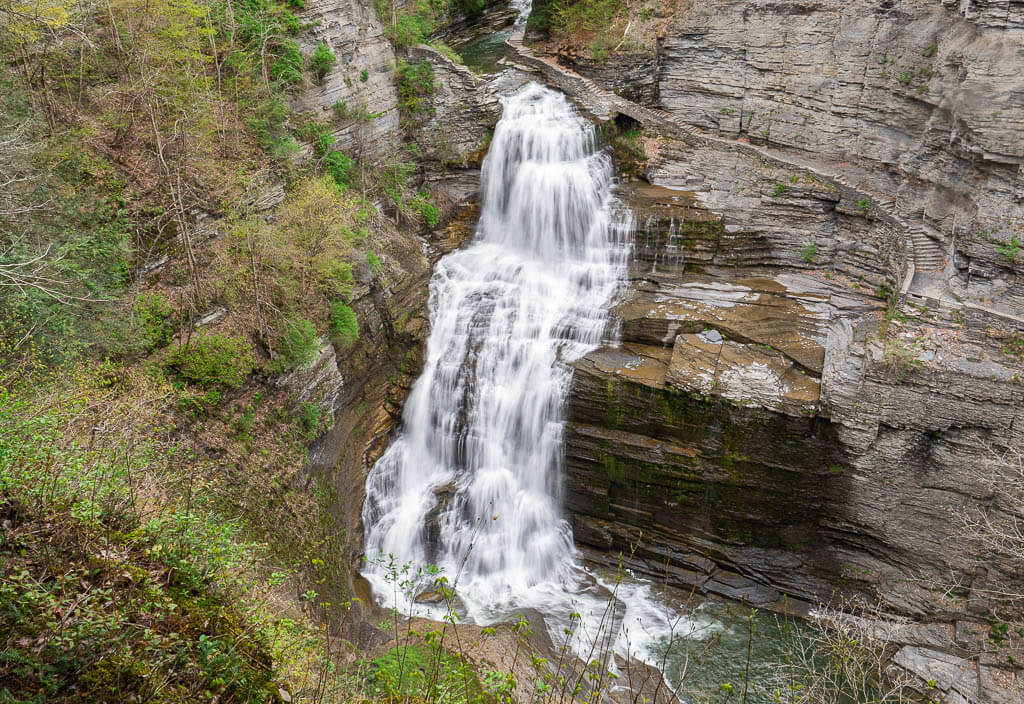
{"left": 310, "top": 41, "right": 337, "bottom": 84}
{"left": 169, "top": 332, "right": 256, "bottom": 388}
{"left": 0, "top": 83, "right": 134, "bottom": 362}
{"left": 528, "top": 0, "right": 622, "bottom": 41}
{"left": 856, "top": 198, "right": 871, "bottom": 214}
{"left": 410, "top": 191, "right": 441, "bottom": 227}
{"left": 329, "top": 301, "right": 360, "bottom": 347}
{"left": 771, "top": 182, "right": 788, "bottom": 197}
{"left": 430, "top": 41, "right": 464, "bottom": 65}
{"left": 0, "top": 385, "right": 277, "bottom": 703}
{"left": 324, "top": 150, "right": 355, "bottom": 188}
{"left": 996, "top": 236, "right": 1021, "bottom": 264}
{"left": 366, "top": 250, "right": 384, "bottom": 277}
{"left": 279, "top": 9, "right": 300, "bottom": 34}
{"left": 799, "top": 243, "right": 819, "bottom": 263}
{"left": 270, "top": 39, "right": 304, "bottom": 87}
{"left": 395, "top": 58, "right": 435, "bottom": 119}
{"left": 363, "top": 644, "right": 486, "bottom": 702}
{"left": 276, "top": 316, "right": 319, "bottom": 370}
{"left": 922, "top": 41, "right": 938, "bottom": 57}
{"left": 134, "top": 292, "right": 176, "bottom": 350}
{"left": 248, "top": 96, "right": 292, "bottom": 154}
{"left": 296, "top": 400, "right": 330, "bottom": 439}
{"left": 360, "top": 67, "right": 370, "bottom": 82}
{"left": 387, "top": 4, "right": 436, "bottom": 48}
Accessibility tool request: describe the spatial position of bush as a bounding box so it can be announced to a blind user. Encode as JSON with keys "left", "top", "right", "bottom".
{"left": 329, "top": 301, "right": 359, "bottom": 347}
{"left": 996, "top": 236, "right": 1021, "bottom": 264}
{"left": 799, "top": 243, "right": 819, "bottom": 263}
{"left": 395, "top": 58, "right": 435, "bottom": 118}
{"left": 387, "top": 10, "right": 435, "bottom": 48}
{"left": 297, "top": 401, "right": 328, "bottom": 439}
{"left": 310, "top": 41, "right": 337, "bottom": 84}
{"left": 276, "top": 316, "right": 319, "bottom": 370}
{"left": 248, "top": 97, "right": 290, "bottom": 152}
{"left": 323, "top": 150, "right": 355, "bottom": 188}
{"left": 135, "top": 292, "right": 176, "bottom": 350}
{"left": 169, "top": 333, "right": 256, "bottom": 389}
{"left": 409, "top": 192, "right": 441, "bottom": 227}
{"left": 271, "top": 40, "right": 304, "bottom": 87}
{"left": 366, "top": 250, "right": 384, "bottom": 277}
{"left": 360, "top": 67, "right": 369, "bottom": 82}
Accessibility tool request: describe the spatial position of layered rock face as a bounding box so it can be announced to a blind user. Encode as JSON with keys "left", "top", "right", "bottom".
{"left": 296, "top": 0, "right": 401, "bottom": 154}
{"left": 657, "top": 0, "right": 1024, "bottom": 302}
{"left": 563, "top": 177, "right": 1023, "bottom": 699}
{"left": 514, "top": 0, "right": 1024, "bottom": 615}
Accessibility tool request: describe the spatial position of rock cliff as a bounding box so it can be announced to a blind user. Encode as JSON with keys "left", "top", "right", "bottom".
{"left": 510, "top": 3, "right": 1024, "bottom": 694}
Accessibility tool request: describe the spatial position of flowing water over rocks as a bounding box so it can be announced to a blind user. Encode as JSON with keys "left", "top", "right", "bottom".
{"left": 361, "top": 82, "right": 675, "bottom": 660}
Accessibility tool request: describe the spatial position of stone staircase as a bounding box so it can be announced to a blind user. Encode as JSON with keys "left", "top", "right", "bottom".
{"left": 907, "top": 222, "right": 946, "bottom": 271}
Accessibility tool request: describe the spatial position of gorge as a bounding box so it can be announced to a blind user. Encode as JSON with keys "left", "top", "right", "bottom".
{"left": 1, "top": 0, "right": 1022, "bottom": 702}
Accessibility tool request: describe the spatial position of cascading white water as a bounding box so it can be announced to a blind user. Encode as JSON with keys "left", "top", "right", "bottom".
{"left": 361, "top": 83, "right": 674, "bottom": 662}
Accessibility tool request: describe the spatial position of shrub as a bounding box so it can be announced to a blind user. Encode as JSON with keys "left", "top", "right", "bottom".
{"left": 360, "top": 67, "right": 369, "bottom": 82}
{"left": 409, "top": 192, "right": 441, "bottom": 227}
{"left": 332, "top": 99, "right": 349, "bottom": 119}
{"left": 429, "top": 41, "right": 463, "bottom": 65}
{"left": 169, "top": 333, "right": 256, "bottom": 389}
{"left": 329, "top": 301, "right": 359, "bottom": 347}
{"left": 395, "top": 58, "right": 435, "bottom": 118}
{"left": 323, "top": 150, "right": 355, "bottom": 188}
{"left": 771, "top": 182, "right": 788, "bottom": 197}
{"left": 297, "top": 401, "right": 326, "bottom": 439}
{"left": 135, "top": 292, "right": 175, "bottom": 350}
{"left": 310, "top": 41, "right": 337, "bottom": 84}
{"left": 799, "top": 243, "right": 819, "bottom": 263}
{"left": 276, "top": 316, "right": 319, "bottom": 370}
{"left": 856, "top": 198, "right": 871, "bottom": 214}
{"left": 248, "top": 97, "right": 290, "bottom": 152}
{"left": 271, "top": 40, "right": 304, "bottom": 87}
{"left": 280, "top": 9, "right": 300, "bottom": 34}
{"left": 387, "top": 9, "right": 435, "bottom": 48}
{"left": 366, "top": 250, "right": 384, "bottom": 277}
{"left": 996, "top": 236, "right": 1021, "bottom": 264}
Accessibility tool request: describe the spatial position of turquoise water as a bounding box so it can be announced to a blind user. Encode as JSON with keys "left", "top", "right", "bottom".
{"left": 457, "top": 30, "right": 514, "bottom": 75}
{"left": 650, "top": 602, "right": 812, "bottom": 704}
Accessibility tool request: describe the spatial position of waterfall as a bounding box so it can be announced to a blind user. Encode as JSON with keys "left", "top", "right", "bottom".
{"left": 361, "top": 83, "right": 672, "bottom": 661}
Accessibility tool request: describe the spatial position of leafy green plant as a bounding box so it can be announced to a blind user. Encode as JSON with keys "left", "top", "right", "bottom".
{"left": 329, "top": 301, "right": 359, "bottom": 347}
{"left": 996, "top": 236, "right": 1020, "bottom": 264}
{"left": 276, "top": 316, "right": 318, "bottom": 370}
{"left": 429, "top": 41, "right": 463, "bottom": 65}
{"left": 366, "top": 250, "right": 384, "bottom": 277}
{"left": 799, "top": 243, "right": 819, "bottom": 263}
{"left": 771, "top": 182, "right": 788, "bottom": 197}
{"left": 323, "top": 150, "right": 355, "bottom": 188}
{"left": 395, "top": 58, "right": 435, "bottom": 119}
{"left": 360, "top": 67, "right": 369, "bottom": 82}
{"left": 297, "top": 400, "right": 329, "bottom": 439}
{"left": 270, "top": 39, "right": 304, "bottom": 87}
{"left": 169, "top": 333, "right": 256, "bottom": 389}
{"left": 922, "top": 41, "right": 938, "bottom": 57}
{"left": 409, "top": 191, "right": 441, "bottom": 227}
{"left": 856, "top": 198, "right": 871, "bottom": 214}
{"left": 135, "top": 292, "right": 176, "bottom": 350}
{"left": 310, "top": 41, "right": 337, "bottom": 84}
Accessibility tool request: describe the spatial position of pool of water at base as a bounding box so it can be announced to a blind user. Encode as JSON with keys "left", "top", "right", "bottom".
{"left": 644, "top": 599, "right": 812, "bottom": 704}
{"left": 456, "top": 29, "right": 516, "bottom": 75}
